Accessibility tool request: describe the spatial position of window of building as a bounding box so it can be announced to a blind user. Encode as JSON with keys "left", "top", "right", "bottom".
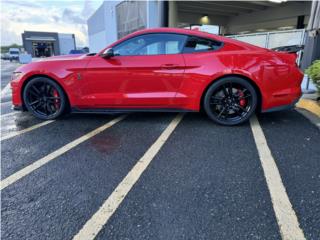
{"left": 113, "top": 33, "right": 188, "bottom": 56}
{"left": 183, "top": 37, "right": 223, "bottom": 53}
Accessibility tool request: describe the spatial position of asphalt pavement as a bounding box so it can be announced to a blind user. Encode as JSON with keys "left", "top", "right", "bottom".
{"left": 1, "top": 60, "right": 319, "bottom": 240}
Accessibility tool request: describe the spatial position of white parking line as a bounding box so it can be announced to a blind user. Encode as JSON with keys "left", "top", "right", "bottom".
{"left": 73, "top": 113, "right": 184, "bottom": 240}
{"left": 1, "top": 112, "right": 17, "bottom": 118}
{"left": 0, "top": 115, "right": 126, "bottom": 190}
{"left": 1, "top": 120, "right": 55, "bottom": 141}
{"left": 1, "top": 82, "right": 11, "bottom": 96}
{"left": 250, "top": 115, "right": 306, "bottom": 240}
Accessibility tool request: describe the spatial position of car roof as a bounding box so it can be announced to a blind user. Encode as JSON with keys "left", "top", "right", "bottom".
{"left": 103, "top": 27, "right": 265, "bottom": 54}
{"left": 121, "top": 28, "right": 264, "bottom": 50}
{"left": 132, "top": 27, "right": 224, "bottom": 40}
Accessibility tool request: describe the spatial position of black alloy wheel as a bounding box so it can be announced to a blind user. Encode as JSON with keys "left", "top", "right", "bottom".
{"left": 23, "top": 77, "right": 66, "bottom": 120}
{"left": 204, "top": 77, "right": 257, "bottom": 126}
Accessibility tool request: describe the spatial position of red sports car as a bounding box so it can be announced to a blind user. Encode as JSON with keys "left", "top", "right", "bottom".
{"left": 11, "top": 28, "right": 303, "bottom": 125}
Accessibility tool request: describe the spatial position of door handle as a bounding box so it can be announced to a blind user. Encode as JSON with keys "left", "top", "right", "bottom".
{"left": 160, "top": 64, "right": 180, "bottom": 69}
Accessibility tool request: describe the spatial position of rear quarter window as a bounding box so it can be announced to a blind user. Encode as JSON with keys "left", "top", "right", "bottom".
{"left": 183, "top": 36, "right": 223, "bottom": 53}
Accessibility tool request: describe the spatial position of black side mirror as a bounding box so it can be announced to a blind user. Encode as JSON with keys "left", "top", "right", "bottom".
{"left": 100, "top": 48, "right": 114, "bottom": 58}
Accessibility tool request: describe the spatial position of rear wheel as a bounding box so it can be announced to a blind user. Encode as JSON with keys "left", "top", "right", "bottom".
{"left": 203, "top": 77, "right": 257, "bottom": 126}
{"left": 23, "top": 77, "right": 66, "bottom": 120}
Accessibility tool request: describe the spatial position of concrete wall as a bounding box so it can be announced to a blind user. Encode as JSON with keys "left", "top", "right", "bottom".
{"left": 88, "top": 0, "right": 164, "bottom": 52}
{"left": 87, "top": 1, "right": 120, "bottom": 53}
{"left": 226, "top": 1, "right": 311, "bottom": 34}
{"left": 168, "top": 1, "right": 178, "bottom": 27}
{"left": 171, "top": 1, "right": 311, "bottom": 35}
{"left": 147, "top": 0, "right": 164, "bottom": 28}
{"left": 88, "top": 30, "right": 108, "bottom": 53}
{"left": 58, "top": 33, "right": 76, "bottom": 55}
{"left": 177, "top": 12, "right": 228, "bottom": 28}
{"left": 87, "top": 3, "right": 107, "bottom": 53}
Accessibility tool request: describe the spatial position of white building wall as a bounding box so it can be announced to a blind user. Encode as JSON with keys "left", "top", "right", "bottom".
{"left": 88, "top": 30, "right": 108, "bottom": 53}
{"left": 58, "top": 33, "right": 75, "bottom": 55}
{"left": 104, "top": 1, "right": 120, "bottom": 47}
{"left": 147, "top": 0, "right": 164, "bottom": 28}
{"left": 87, "top": 1, "right": 120, "bottom": 53}
{"left": 87, "top": 0, "right": 164, "bottom": 52}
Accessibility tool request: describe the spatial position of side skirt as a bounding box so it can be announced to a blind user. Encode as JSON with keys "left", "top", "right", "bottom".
{"left": 71, "top": 107, "right": 196, "bottom": 114}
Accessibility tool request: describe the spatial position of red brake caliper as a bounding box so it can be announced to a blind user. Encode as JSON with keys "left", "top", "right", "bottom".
{"left": 238, "top": 89, "right": 247, "bottom": 107}
{"left": 53, "top": 90, "right": 60, "bottom": 109}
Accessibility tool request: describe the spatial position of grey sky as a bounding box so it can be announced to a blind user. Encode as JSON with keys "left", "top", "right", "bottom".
{"left": 1, "top": 0, "right": 104, "bottom": 47}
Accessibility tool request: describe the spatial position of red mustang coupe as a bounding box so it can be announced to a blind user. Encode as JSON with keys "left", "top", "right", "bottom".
{"left": 11, "top": 28, "right": 303, "bottom": 125}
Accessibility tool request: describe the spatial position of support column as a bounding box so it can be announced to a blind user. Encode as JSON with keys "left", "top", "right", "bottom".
{"left": 168, "top": 1, "right": 178, "bottom": 28}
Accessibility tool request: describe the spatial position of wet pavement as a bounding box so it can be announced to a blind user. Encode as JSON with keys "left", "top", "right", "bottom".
{"left": 1, "top": 60, "right": 319, "bottom": 240}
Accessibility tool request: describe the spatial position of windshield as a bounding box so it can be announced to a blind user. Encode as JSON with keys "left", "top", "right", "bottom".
{"left": 10, "top": 51, "right": 19, "bottom": 54}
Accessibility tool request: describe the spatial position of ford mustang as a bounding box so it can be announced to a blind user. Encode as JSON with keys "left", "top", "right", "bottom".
{"left": 11, "top": 28, "right": 303, "bottom": 125}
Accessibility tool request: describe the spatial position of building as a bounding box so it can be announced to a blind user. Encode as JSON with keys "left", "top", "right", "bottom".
{"left": 87, "top": 1, "right": 166, "bottom": 53}
{"left": 22, "top": 31, "right": 76, "bottom": 57}
{"left": 87, "top": 1, "right": 318, "bottom": 67}
{"left": 88, "top": 1, "right": 312, "bottom": 49}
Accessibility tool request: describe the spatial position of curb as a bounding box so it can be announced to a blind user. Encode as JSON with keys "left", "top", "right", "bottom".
{"left": 296, "top": 99, "right": 320, "bottom": 117}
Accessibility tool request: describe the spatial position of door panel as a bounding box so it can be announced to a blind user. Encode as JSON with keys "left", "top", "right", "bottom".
{"left": 79, "top": 56, "right": 126, "bottom": 107}
{"left": 79, "top": 54, "right": 185, "bottom": 108}
{"left": 119, "top": 54, "right": 185, "bottom": 106}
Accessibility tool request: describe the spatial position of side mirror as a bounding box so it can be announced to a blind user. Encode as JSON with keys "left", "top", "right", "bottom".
{"left": 100, "top": 48, "right": 114, "bottom": 58}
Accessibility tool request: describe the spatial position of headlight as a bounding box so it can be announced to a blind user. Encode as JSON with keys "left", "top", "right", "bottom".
{"left": 11, "top": 72, "right": 22, "bottom": 80}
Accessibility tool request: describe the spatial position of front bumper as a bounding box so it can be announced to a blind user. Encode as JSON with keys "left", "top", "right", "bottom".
{"left": 11, "top": 78, "right": 23, "bottom": 108}
{"left": 12, "top": 105, "right": 24, "bottom": 111}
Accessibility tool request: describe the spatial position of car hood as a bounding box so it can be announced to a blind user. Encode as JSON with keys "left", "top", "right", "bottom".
{"left": 38, "top": 54, "right": 85, "bottom": 62}
{"left": 15, "top": 54, "right": 89, "bottom": 74}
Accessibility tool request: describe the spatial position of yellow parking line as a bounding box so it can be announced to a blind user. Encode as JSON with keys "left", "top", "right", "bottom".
{"left": 1, "top": 120, "right": 55, "bottom": 141}
{"left": 0, "top": 115, "right": 126, "bottom": 190}
{"left": 250, "top": 115, "right": 306, "bottom": 240}
{"left": 72, "top": 113, "right": 184, "bottom": 240}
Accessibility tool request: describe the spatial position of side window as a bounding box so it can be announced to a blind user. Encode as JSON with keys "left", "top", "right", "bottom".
{"left": 183, "top": 37, "right": 223, "bottom": 53}
{"left": 113, "top": 33, "right": 188, "bottom": 56}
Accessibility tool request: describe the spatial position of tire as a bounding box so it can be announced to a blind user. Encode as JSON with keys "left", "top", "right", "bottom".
{"left": 203, "top": 77, "right": 258, "bottom": 126}
{"left": 23, "top": 77, "right": 66, "bottom": 120}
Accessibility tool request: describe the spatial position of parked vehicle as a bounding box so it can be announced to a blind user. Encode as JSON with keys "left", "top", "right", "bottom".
{"left": 1, "top": 52, "right": 10, "bottom": 60}
{"left": 69, "top": 49, "right": 85, "bottom": 54}
{"left": 8, "top": 48, "right": 20, "bottom": 61}
{"left": 11, "top": 28, "right": 303, "bottom": 125}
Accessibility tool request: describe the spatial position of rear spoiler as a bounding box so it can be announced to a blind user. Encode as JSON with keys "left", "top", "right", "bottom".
{"left": 271, "top": 45, "right": 304, "bottom": 53}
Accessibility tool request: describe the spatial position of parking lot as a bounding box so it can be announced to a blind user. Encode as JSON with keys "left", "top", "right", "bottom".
{"left": 1, "top": 60, "right": 320, "bottom": 240}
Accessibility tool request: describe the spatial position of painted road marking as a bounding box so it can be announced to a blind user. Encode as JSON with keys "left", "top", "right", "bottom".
{"left": 1, "top": 112, "right": 17, "bottom": 118}
{"left": 0, "top": 101, "right": 11, "bottom": 105}
{"left": 1, "top": 120, "right": 55, "bottom": 141}
{"left": 73, "top": 113, "right": 184, "bottom": 240}
{"left": 250, "top": 115, "right": 306, "bottom": 240}
{"left": 1, "top": 82, "right": 11, "bottom": 96}
{"left": 0, "top": 115, "right": 126, "bottom": 190}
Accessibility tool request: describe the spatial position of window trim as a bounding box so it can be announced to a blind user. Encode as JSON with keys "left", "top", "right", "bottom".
{"left": 112, "top": 33, "right": 188, "bottom": 57}
{"left": 111, "top": 32, "right": 224, "bottom": 57}
{"left": 182, "top": 36, "right": 224, "bottom": 54}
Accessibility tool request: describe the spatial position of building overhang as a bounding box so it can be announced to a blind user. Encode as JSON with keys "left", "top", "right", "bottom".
{"left": 25, "top": 37, "right": 56, "bottom": 41}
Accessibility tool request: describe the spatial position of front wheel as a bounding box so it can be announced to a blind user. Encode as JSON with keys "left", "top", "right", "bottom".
{"left": 203, "top": 77, "right": 258, "bottom": 126}
{"left": 23, "top": 77, "right": 66, "bottom": 120}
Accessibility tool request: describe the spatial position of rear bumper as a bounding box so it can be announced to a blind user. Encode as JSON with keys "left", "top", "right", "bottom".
{"left": 262, "top": 95, "right": 301, "bottom": 113}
